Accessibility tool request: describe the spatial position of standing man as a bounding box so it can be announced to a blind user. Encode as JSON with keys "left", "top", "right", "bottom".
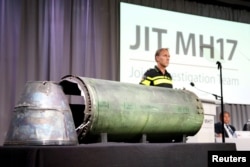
{"left": 139, "top": 48, "right": 173, "bottom": 88}
{"left": 140, "top": 48, "right": 179, "bottom": 143}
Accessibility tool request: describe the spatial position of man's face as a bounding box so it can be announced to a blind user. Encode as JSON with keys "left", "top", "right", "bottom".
{"left": 224, "top": 113, "right": 231, "bottom": 124}
{"left": 156, "top": 49, "right": 170, "bottom": 68}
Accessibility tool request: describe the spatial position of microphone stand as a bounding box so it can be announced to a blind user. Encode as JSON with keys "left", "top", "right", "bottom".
{"left": 216, "top": 61, "right": 225, "bottom": 143}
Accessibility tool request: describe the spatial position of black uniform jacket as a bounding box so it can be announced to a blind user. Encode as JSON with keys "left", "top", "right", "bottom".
{"left": 140, "top": 66, "right": 173, "bottom": 88}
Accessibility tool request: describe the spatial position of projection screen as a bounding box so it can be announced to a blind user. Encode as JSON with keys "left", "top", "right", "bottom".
{"left": 120, "top": 2, "right": 250, "bottom": 105}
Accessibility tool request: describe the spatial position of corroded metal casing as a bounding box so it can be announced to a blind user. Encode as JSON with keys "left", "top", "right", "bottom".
{"left": 60, "top": 75, "right": 204, "bottom": 142}
{"left": 4, "top": 81, "right": 78, "bottom": 145}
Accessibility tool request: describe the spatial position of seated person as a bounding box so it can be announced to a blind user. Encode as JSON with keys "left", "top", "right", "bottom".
{"left": 214, "top": 111, "right": 236, "bottom": 138}
{"left": 243, "top": 119, "right": 250, "bottom": 131}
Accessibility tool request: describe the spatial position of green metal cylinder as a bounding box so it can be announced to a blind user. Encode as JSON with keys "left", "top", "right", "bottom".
{"left": 60, "top": 75, "right": 204, "bottom": 142}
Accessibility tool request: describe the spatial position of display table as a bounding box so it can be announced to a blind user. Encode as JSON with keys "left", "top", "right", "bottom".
{"left": 215, "top": 137, "right": 250, "bottom": 150}
{"left": 0, "top": 143, "right": 236, "bottom": 167}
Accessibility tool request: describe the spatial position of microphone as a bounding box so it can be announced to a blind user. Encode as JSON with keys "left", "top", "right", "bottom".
{"left": 216, "top": 61, "right": 221, "bottom": 70}
{"left": 190, "top": 82, "right": 221, "bottom": 100}
{"left": 190, "top": 82, "right": 195, "bottom": 87}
